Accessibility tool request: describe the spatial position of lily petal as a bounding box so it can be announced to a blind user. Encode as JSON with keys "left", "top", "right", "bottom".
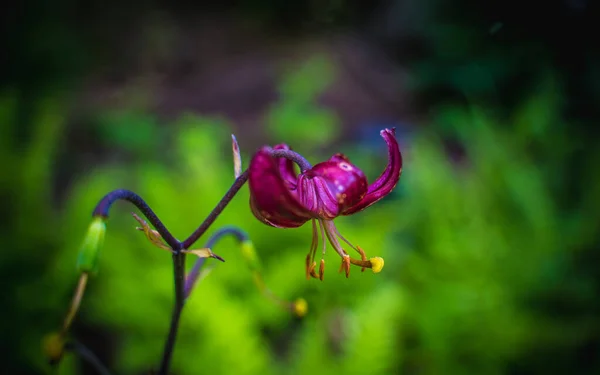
{"left": 342, "top": 128, "right": 402, "bottom": 215}
{"left": 248, "top": 147, "right": 312, "bottom": 228}
{"left": 308, "top": 159, "right": 368, "bottom": 212}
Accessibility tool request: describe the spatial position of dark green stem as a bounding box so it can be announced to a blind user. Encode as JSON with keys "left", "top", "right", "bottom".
{"left": 92, "top": 189, "right": 179, "bottom": 249}
{"left": 157, "top": 251, "right": 185, "bottom": 375}
{"left": 181, "top": 170, "right": 249, "bottom": 249}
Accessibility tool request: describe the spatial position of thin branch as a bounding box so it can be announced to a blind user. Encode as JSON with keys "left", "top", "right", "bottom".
{"left": 181, "top": 170, "right": 249, "bottom": 249}
{"left": 61, "top": 273, "right": 89, "bottom": 335}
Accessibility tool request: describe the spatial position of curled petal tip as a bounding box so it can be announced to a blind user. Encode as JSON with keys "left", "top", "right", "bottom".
{"left": 342, "top": 127, "right": 402, "bottom": 215}
{"left": 370, "top": 257, "right": 384, "bottom": 273}
{"left": 381, "top": 127, "right": 396, "bottom": 136}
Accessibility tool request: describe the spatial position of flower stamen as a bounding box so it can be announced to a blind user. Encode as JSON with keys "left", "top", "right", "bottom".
{"left": 306, "top": 219, "right": 319, "bottom": 280}
{"left": 306, "top": 219, "right": 385, "bottom": 279}
{"left": 319, "top": 259, "right": 325, "bottom": 281}
{"left": 328, "top": 224, "right": 369, "bottom": 271}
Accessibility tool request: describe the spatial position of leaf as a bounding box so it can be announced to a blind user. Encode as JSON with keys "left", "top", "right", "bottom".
{"left": 183, "top": 248, "right": 225, "bottom": 262}
{"left": 132, "top": 213, "right": 171, "bottom": 251}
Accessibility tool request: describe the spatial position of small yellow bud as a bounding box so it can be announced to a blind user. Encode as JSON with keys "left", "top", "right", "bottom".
{"left": 42, "top": 332, "right": 65, "bottom": 364}
{"left": 292, "top": 298, "right": 308, "bottom": 318}
{"left": 76, "top": 217, "right": 106, "bottom": 274}
{"left": 370, "top": 257, "right": 384, "bottom": 273}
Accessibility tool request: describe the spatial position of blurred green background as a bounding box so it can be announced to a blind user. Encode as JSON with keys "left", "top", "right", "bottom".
{"left": 2, "top": 1, "right": 600, "bottom": 374}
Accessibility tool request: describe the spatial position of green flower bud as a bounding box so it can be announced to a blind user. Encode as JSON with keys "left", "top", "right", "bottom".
{"left": 76, "top": 217, "right": 106, "bottom": 274}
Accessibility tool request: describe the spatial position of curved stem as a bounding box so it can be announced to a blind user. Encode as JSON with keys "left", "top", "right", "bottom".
{"left": 65, "top": 340, "right": 113, "bottom": 375}
{"left": 184, "top": 226, "right": 249, "bottom": 298}
{"left": 92, "top": 189, "right": 185, "bottom": 374}
{"left": 92, "top": 189, "right": 180, "bottom": 249}
{"left": 269, "top": 149, "right": 312, "bottom": 171}
{"left": 182, "top": 170, "right": 249, "bottom": 249}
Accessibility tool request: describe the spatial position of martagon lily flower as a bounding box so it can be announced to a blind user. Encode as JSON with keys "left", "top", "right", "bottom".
{"left": 248, "top": 128, "right": 402, "bottom": 280}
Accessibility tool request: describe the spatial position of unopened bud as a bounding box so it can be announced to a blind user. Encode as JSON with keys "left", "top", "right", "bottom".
{"left": 292, "top": 298, "right": 308, "bottom": 318}
{"left": 76, "top": 217, "right": 106, "bottom": 274}
{"left": 42, "top": 332, "right": 65, "bottom": 365}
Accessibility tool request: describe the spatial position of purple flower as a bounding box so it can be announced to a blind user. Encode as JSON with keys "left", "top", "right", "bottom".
{"left": 248, "top": 128, "right": 402, "bottom": 279}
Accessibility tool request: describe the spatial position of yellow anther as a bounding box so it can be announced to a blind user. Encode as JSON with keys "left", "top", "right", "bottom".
{"left": 370, "top": 257, "right": 385, "bottom": 273}
{"left": 292, "top": 298, "right": 308, "bottom": 318}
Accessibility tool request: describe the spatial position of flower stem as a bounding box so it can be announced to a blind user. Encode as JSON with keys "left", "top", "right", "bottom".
{"left": 93, "top": 189, "right": 180, "bottom": 249}
{"left": 181, "top": 170, "right": 249, "bottom": 249}
{"left": 160, "top": 171, "right": 250, "bottom": 374}
{"left": 268, "top": 149, "right": 312, "bottom": 171}
{"left": 158, "top": 251, "right": 185, "bottom": 375}
{"left": 61, "top": 272, "right": 89, "bottom": 336}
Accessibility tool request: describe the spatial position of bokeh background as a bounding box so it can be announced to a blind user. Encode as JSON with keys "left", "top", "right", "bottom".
{"left": 2, "top": 1, "right": 600, "bottom": 374}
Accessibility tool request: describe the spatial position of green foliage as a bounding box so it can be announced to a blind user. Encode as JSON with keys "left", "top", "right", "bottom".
{"left": 4, "top": 58, "right": 597, "bottom": 375}
{"left": 391, "top": 81, "right": 599, "bottom": 374}
{"left": 0, "top": 90, "right": 77, "bottom": 374}
{"left": 266, "top": 54, "right": 341, "bottom": 148}
{"left": 95, "top": 110, "right": 162, "bottom": 157}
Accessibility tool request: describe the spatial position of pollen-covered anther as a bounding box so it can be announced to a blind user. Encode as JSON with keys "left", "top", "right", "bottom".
{"left": 339, "top": 254, "right": 351, "bottom": 278}
{"left": 305, "top": 254, "right": 312, "bottom": 280}
{"left": 309, "top": 262, "right": 319, "bottom": 279}
{"left": 369, "top": 257, "right": 385, "bottom": 273}
{"left": 318, "top": 259, "right": 325, "bottom": 281}
{"left": 346, "top": 255, "right": 385, "bottom": 274}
